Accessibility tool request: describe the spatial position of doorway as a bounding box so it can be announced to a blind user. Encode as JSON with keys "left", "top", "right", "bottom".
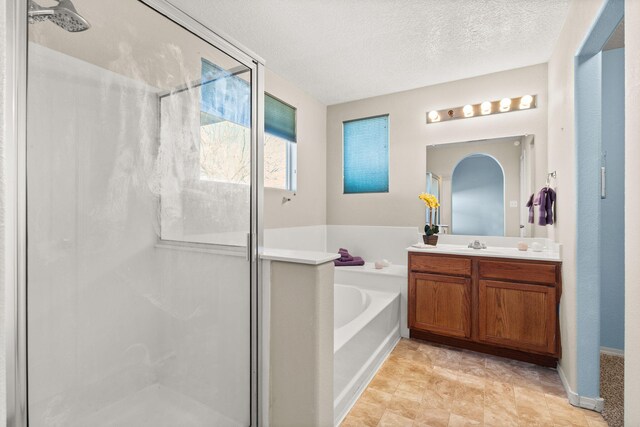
{"left": 575, "top": 0, "right": 624, "bottom": 423}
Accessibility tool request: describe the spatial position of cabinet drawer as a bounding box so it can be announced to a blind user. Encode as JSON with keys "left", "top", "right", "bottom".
{"left": 410, "top": 254, "right": 471, "bottom": 277}
{"left": 479, "top": 260, "right": 557, "bottom": 285}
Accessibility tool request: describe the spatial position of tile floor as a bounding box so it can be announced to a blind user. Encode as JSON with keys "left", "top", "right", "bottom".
{"left": 341, "top": 338, "right": 608, "bottom": 427}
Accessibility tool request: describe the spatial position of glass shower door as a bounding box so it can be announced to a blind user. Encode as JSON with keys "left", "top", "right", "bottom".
{"left": 25, "top": 1, "right": 258, "bottom": 425}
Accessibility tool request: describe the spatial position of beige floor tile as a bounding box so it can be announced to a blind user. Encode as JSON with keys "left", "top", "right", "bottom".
{"left": 347, "top": 341, "right": 578, "bottom": 427}
{"left": 361, "top": 387, "right": 393, "bottom": 406}
{"left": 454, "top": 383, "right": 484, "bottom": 406}
{"left": 450, "top": 399, "right": 484, "bottom": 423}
{"left": 483, "top": 406, "right": 518, "bottom": 426}
{"left": 447, "top": 413, "right": 482, "bottom": 426}
{"left": 544, "top": 394, "right": 589, "bottom": 426}
{"left": 396, "top": 387, "right": 425, "bottom": 403}
{"left": 536, "top": 367, "right": 561, "bottom": 383}
{"left": 398, "top": 338, "right": 421, "bottom": 351}
{"left": 387, "top": 394, "right": 422, "bottom": 419}
{"left": 378, "top": 410, "right": 415, "bottom": 427}
{"left": 484, "top": 361, "right": 516, "bottom": 384}
{"left": 340, "top": 415, "right": 364, "bottom": 427}
{"left": 585, "top": 417, "right": 609, "bottom": 427}
{"left": 514, "top": 386, "right": 547, "bottom": 407}
{"left": 539, "top": 378, "right": 566, "bottom": 397}
{"left": 344, "top": 400, "right": 386, "bottom": 427}
{"left": 516, "top": 403, "right": 554, "bottom": 426}
{"left": 457, "top": 373, "right": 486, "bottom": 390}
{"left": 413, "top": 406, "right": 450, "bottom": 427}
{"left": 581, "top": 409, "right": 607, "bottom": 424}
{"left": 432, "top": 366, "right": 460, "bottom": 382}
{"left": 370, "top": 374, "right": 401, "bottom": 394}
{"left": 396, "top": 351, "right": 425, "bottom": 366}
{"left": 423, "top": 374, "right": 458, "bottom": 409}
{"left": 484, "top": 381, "right": 516, "bottom": 408}
{"left": 399, "top": 378, "right": 428, "bottom": 394}
{"left": 405, "top": 364, "right": 433, "bottom": 381}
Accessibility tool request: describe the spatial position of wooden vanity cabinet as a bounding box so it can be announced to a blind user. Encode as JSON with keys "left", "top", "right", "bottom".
{"left": 410, "top": 273, "right": 472, "bottom": 338}
{"left": 408, "top": 252, "right": 562, "bottom": 366}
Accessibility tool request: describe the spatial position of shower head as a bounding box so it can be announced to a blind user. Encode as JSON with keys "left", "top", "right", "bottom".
{"left": 28, "top": 0, "right": 91, "bottom": 32}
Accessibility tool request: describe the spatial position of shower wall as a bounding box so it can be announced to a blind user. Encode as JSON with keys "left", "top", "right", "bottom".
{"left": 27, "top": 43, "right": 168, "bottom": 424}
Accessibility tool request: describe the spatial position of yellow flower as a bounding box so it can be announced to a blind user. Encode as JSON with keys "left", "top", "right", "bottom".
{"left": 418, "top": 192, "right": 440, "bottom": 209}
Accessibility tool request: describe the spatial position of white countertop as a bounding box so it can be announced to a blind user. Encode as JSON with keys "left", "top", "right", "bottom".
{"left": 407, "top": 243, "right": 562, "bottom": 262}
{"left": 260, "top": 248, "right": 340, "bottom": 265}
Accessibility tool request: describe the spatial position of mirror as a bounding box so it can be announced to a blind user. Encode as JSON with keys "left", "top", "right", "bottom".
{"left": 426, "top": 135, "right": 536, "bottom": 237}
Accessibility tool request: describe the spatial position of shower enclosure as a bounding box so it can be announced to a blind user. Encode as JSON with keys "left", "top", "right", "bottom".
{"left": 8, "top": 0, "right": 263, "bottom": 425}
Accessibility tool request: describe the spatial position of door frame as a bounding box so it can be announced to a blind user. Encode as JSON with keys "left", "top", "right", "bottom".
{"left": 574, "top": 0, "right": 623, "bottom": 407}
{"left": 4, "top": 1, "right": 265, "bottom": 425}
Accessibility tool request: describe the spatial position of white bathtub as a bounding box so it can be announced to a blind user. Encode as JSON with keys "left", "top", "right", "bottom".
{"left": 333, "top": 283, "right": 400, "bottom": 426}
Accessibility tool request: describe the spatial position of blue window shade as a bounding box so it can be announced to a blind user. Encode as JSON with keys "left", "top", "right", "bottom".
{"left": 200, "top": 58, "right": 250, "bottom": 127}
{"left": 265, "top": 94, "right": 296, "bottom": 142}
{"left": 343, "top": 115, "right": 389, "bottom": 193}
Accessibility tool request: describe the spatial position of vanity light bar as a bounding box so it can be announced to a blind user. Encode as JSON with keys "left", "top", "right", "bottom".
{"left": 426, "top": 95, "right": 537, "bottom": 124}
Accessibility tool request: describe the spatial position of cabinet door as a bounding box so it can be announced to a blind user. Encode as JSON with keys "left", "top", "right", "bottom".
{"left": 479, "top": 280, "right": 557, "bottom": 354}
{"left": 409, "top": 273, "right": 471, "bottom": 338}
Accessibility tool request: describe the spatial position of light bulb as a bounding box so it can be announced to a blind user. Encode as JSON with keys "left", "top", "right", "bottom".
{"left": 520, "top": 94, "right": 533, "bottom": 109}
{"left": 481, "top": 101, "right": 492, "bottom": 115}
{"left": 500, "top": 97, "right": 512, "bottom": 112}
{"left": 463, "top": 104, "right": 474, "bottom": 117}
{"left": 428, "top": 110, "right": 440, "bottom": 122}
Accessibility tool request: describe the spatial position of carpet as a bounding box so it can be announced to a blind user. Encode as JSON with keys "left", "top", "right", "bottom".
{"left": 600, "top": 352, "right": 624, "bottom": 427}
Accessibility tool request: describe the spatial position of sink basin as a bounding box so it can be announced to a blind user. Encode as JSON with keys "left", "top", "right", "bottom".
{"left": 449, "top": 247, "right": 504, "bottom": 255}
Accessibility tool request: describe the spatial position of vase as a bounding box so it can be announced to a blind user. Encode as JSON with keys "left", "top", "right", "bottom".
{"left": 422, "top": 234, "right": 438, "bottom": 246}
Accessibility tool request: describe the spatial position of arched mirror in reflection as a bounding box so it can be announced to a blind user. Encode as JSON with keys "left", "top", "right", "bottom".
{"left": 452, "top": 154, "right": 505, "bottom": 236}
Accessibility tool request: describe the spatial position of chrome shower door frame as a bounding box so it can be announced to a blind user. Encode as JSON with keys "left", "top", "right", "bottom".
{"left": 5, "top": 0, "right": 265, "bottom": 425}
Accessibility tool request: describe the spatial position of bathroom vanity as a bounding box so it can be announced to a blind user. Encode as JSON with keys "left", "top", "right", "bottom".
{"left": 407, "top": 247, "right": 561, "bottom": 366}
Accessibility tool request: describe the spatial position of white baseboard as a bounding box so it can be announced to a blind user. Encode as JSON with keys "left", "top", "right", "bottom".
{"left": 600, "top": 346, "right": 624, "bottom": 357}
{"left": 557, "top": 365, "right": 605, "bottom": 412}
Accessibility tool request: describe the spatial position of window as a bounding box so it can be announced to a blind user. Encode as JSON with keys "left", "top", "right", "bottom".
{"left": 265, "top": 94, "right": 297, "bottom": 191}
{"left": 197, "top": 60, "right": 297, "bottom": 191}
{"left": 343, "top": 115, "right": 389, "bottom": 193}
{"left": 199, "top": 58, "right": 252, "bottom": 184}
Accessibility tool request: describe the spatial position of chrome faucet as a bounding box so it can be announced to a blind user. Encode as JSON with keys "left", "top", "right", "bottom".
{"left": 468, "top": 240, "right": 487, "bottom": 250}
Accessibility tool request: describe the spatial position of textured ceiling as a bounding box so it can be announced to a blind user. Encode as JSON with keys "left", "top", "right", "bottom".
{"left": 169, "top": 0, "right": 571, "bottom": 105}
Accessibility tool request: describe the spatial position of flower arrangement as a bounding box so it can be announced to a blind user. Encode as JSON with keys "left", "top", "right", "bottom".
{"left": 419, "top": 192, "right": 440, "bottom": 237}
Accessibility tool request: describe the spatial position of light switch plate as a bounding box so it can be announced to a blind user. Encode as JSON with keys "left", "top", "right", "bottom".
{"left": 510, "top": 200, "right": 518, "bottom": 208}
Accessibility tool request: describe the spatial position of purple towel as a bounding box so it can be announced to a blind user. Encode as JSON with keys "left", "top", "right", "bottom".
{"left": 545, "top": 188, "right": 556, "bottom": 225}
{"left": 334, "top": 256, "right": 365, "bottom": 267}
{"left": 534, "top": 188, "right": 556, "bottom": 225}
{"left": 337, "top": 248, "right": 354, "bottom": 262}
{"left": 526, "top": 193, "right": 535, "bottom": 224}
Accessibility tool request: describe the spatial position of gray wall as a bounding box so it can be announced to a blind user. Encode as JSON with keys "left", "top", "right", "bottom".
{"left": 326, "top": 64, "right": 549, "bottom": 231}
{"left": 600, "top": 47, "right": 625, "bottom": 351}
{"left": 264, "top": 70, "right": 327, "bottom": 229}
